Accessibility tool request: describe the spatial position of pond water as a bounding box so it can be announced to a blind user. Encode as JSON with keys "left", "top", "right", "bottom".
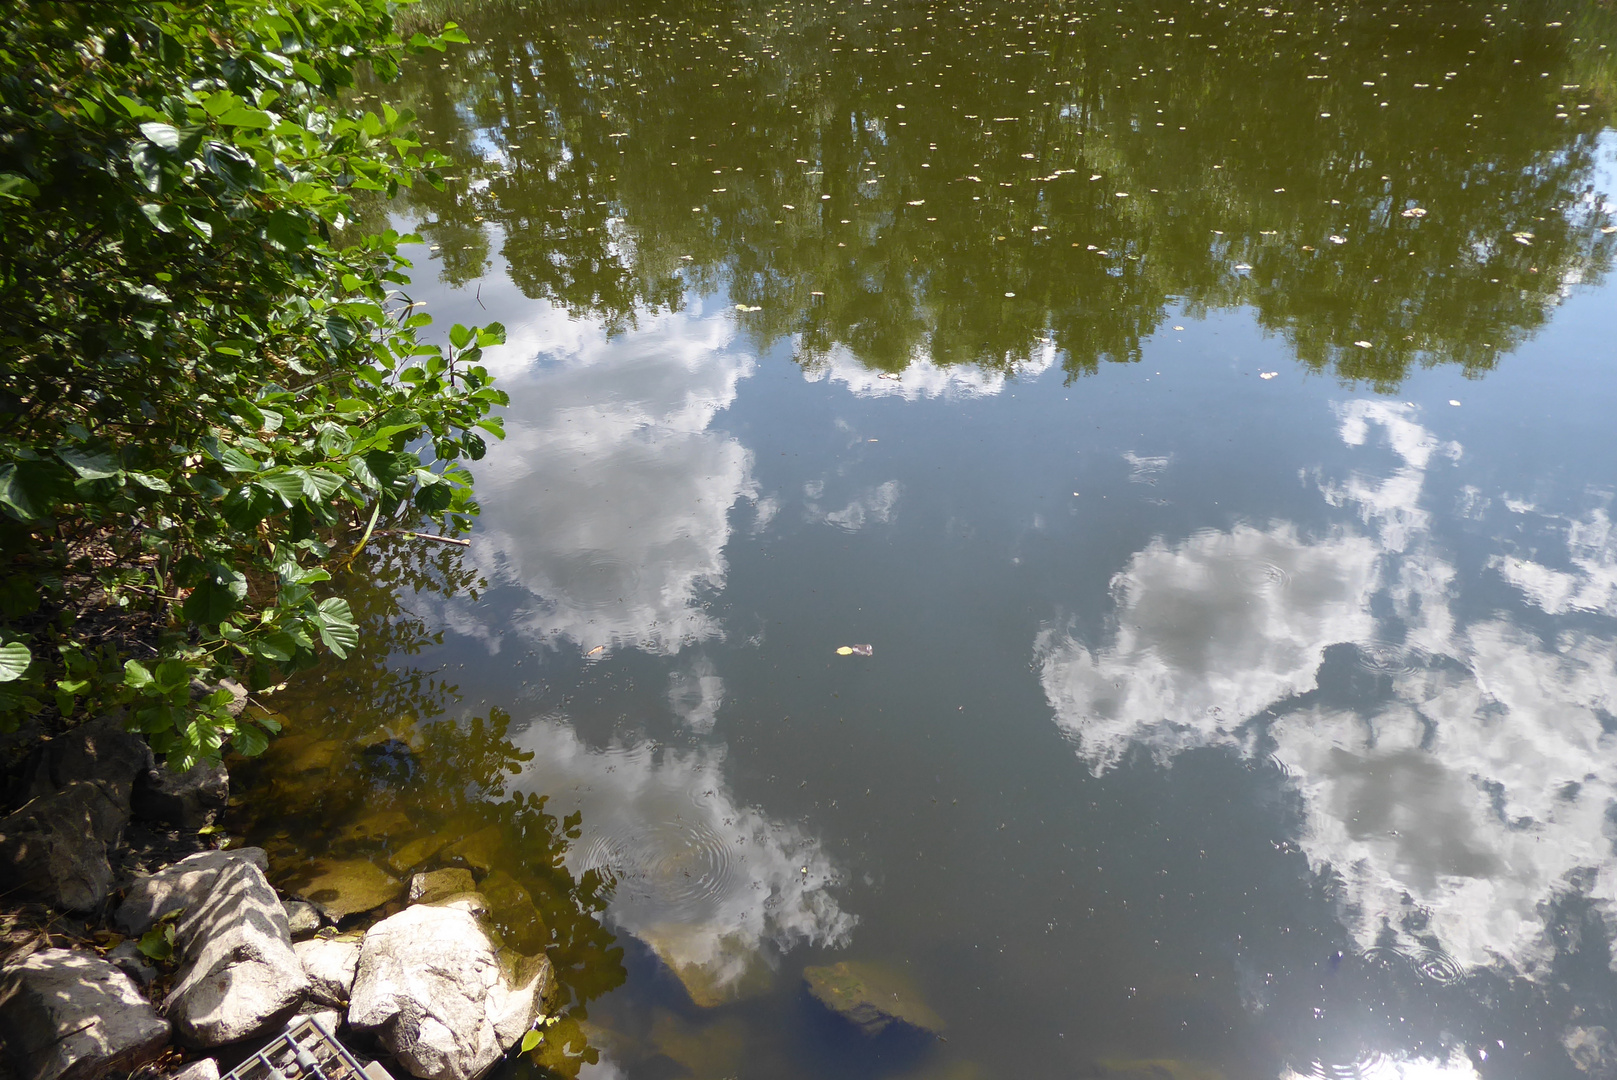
{"left": 239, "top": 1, "right": 1617, "bottom": 1078}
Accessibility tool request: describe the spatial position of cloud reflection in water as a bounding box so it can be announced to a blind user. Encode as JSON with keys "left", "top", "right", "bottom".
{"left": 460, "top": 305, "right": 757, "bottom": 654}
{"left": 512, "top": 717, "right": 856, "bottom": 1005}
{"left": 1040, "top": 400, "right": 1617, "bottom": 984}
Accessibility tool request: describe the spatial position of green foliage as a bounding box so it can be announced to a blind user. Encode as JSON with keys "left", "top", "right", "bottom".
{"left": 0, "top": 0, "right": 506, "bottom": 764}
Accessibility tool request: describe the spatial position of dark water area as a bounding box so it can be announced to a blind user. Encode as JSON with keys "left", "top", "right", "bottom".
{"left": 236, "top": 1, "right": 1617, "bottom": 1077}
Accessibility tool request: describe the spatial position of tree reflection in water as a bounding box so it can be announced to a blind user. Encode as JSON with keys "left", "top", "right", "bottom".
{"left": 378, "top": 0, "right": 1616, "bottom": 390}
{"left": 231, "top": 536, "right": 625, "bottom": 1077}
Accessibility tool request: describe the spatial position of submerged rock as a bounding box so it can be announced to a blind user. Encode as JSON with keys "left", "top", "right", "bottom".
{"left": 116, "top": 848, "right": 309, "bottom": 1047}
{"left": 347, "top": 896, "right": 551, "bottom": 1080}
{"left": 479, "top": 869, "right": 549, "bottom": 954}
{"left": 294, "top": 937, "right": 361, "bottom": 1008}
{"left": 636, "top": 926, "right": 771, "bottom": 1008}
{"left": 803, "top": 960, "right": 944, "bottom": 1037}
{"left": 0, "top": 947, "right": 170, "bottom": 1080}
{"left": 284, "top": 857, "right": 402, "bottom": 921}
{"left": 442, "top": 825, "right": 506, "bottom": 872}
{"left": 408, "top": 868, "right": 476, "bottom": 905}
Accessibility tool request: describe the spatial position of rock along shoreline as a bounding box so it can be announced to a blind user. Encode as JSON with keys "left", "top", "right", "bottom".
{"left": 0, "top": 712, "right": 556, "bottom": 1080}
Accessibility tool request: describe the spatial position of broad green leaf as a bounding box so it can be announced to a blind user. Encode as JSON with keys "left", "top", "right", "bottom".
{"left": 0, "top": 643, "right": 31, "bottom": 682}
{"left": 520, "top": 1030, "right": 542, "bottom": 1053}
{"left": 56, "top": 446, "right": 120, "bottom": 480}
{"left": 0, "top": 173, "right": 40, "bottom": 202}
{"left": 123, "top": 660, "right": 154, "bottom": 690}
{"left": 183, "top": 576, "right": 243, "bottom": 625}
{"left": 138, "top": 122, "right": 181, "bottom": 149}
{"left": 315, "top": 597, "right": 359, "bottom": 658}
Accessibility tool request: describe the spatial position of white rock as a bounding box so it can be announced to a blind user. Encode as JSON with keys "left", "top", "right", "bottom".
{"left": 0, "top": 948, "right": 169, "bottom": 1080}
{"left": 115, "top": 848, "right": 308, "bottom": 1047}
{"left": 168, "top": 1061, "right": 220, "bottom": 1080}
{"left": 294, "top": 937, "right": 360, "bottom": 1007}
{"left": 347, "top": 898, "right": 548, "bottom": 1080}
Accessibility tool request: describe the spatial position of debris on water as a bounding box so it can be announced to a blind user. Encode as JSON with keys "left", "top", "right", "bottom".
{"left": 1449, "top": 399, "right": 1462, "bottom": 406}
{"left": 586, "top": 645, "right": 605, "bottom": 656}
{"left": 1354, "top": 340, "right": 1373, "bottom": 348}
{"left": 1402, "top": 207, "right": 1428, "bottom": 217}
{"left": 836, "top": 645, "right": 874, "bottom": 657}
{"left": 1259, "top": 371, "right": 1278, "bottom": 380}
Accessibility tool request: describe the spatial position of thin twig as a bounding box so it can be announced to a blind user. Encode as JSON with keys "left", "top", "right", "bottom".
{"left": 370, "top": 528, "right": 469, "bottom": 547}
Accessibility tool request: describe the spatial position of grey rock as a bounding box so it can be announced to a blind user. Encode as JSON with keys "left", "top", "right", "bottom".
{"left": 347, "top": 897, "right": 549, "bottom": 1080}
{"left": 115, "top": 849, "right": 270, "bottom": 936}
{"left": 115, "top": 848, "right": 308, "bottom": 1047}
{"left": 298, "top": 1002, "right": 345, "bottom": 1036}
{"left": 18, "top": 715, "right": 151, "bottom": 807}
{"left": 168, "top": 1061, "right": 220, "bottom": 1080}
{"left": 106, "top": 941, "right": 157, "bottom": 990}
{"left": 283, "top": 899, "right": 323, "bottom": 939}
{"left": 0, "top": 715, "right": 151, "bottom": 913}
{"left": 294, "top": 937, "right": 360, "bottom": 1007}
{"left": 132, "top": 759, "right": 228, "bottom": 831}
{"left": 0, "top": 947, "right": 170, "bottom": 1080}
{"left": 0, "top": 782, "right": 126, "bottom": 912}
{"left": 407, "top": 868, "right": 475, "bottom": 905}
{"left": 802, "top": 961, "right": 944, "bottom": 1037}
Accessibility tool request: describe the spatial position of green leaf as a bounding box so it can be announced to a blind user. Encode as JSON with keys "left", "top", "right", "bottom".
{"left": 123, "top": 659, "right": 154, "bottom": 690}
{"left": 520, "top": 1029, "right": 542, "bottom": 1054}
{"left": 57, "top": 446, "right": 121, "bottom": 480}
{"left": 0, "top": 463, "right": 41, "bottom": 520}
{"left": 183, "top": 573, "right": 244, "bottom": 625}
{"left": 138, "top": 122, "right": 181, "bottom": 149}
{"left": 232, "top": 722, "right": 270, "bottom": 757}
{"left": 0, "top": 173, "right": 40, "bottom": 202}
{"left": 314, "top": 597, "right": 359, "bottom": 658}
{"left": 449, "top": 323, "right": 473, "bottom": 350}
{"left": 0, "top": 643, "right": 31, "bottom": 682}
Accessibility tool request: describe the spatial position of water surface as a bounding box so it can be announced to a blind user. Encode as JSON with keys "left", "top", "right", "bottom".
{"left": 244, "top": 2, "right": 1617, "bottom": 1077}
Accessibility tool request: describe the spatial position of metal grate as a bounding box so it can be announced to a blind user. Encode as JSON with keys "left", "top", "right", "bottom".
{"left": 221, "top": 1016, "right": 389, "bottom": 1080}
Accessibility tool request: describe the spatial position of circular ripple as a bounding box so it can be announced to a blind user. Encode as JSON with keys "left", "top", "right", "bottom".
{"left": 554, "top": 549, "right": 644, "bottom": 612}
{"left": 1214, "top": 551, "right": 1292, "bottom": 591}
{"left": 580, "top": 816, "right": 736, "bottom": 920}
{"left": 1293, "top": 1049, "right": 1400, "bottom": 1080}
{"left": 1354, "top": 641, "right": 1424, "bottom": 676}
{"left": 1409, "top": 947, "right": 1465, "bottom": 985}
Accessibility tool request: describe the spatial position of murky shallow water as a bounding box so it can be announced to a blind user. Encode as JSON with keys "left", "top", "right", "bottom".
{"left": 239, "top": 1, "right": 1617, "bottom": 1077}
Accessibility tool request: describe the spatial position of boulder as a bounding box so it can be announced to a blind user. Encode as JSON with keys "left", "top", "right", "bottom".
{"left": 17, "top": 715, "right": 151, "bottom": 806}
{"left": 0, "top": 948, "right": 170, "bottom": 1080}
{"left": 115, "top": 848, "right": 309, "bottom": 1047}
{"left": 283, "top": 900, "right": 323, "bottom": 939}
{"left": 803, "top": 961, "right": 943, "bottom": 1037}
{"left": 106, "top": 941, "right": 157, "bottom": 990}
{"left": 131, "top": 759, "right": 228, "bottom": 830}
{"left": 442, "top": 826, "right": 505, "bottom": 872}
{"left": 479, "top": 870, "right": 548, "bottom": 954}
{"left": 0, "top": 782, "right": 126, "bottom": 912}
{"left": 298, "top": 1002, "right": 345, "bottom": 1036}
{"left": 347, "top": 897, "right": 551, "bottom": 1080}
{"left": 294, "top": 937, "right": 360, "bottom": 1007}
{"left": 168, "top": 1061, "right": 220, "bottom": 1080}
{"left": 284, "top": 857, "right": 402, "bottom": 921}
{"left": 0, "top": 715, "right": 151, "bottom": 912}
{"left": 408, "top": 868, "right": 476, "bottom": 905}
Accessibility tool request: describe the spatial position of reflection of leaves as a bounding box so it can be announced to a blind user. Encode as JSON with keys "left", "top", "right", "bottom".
{"left": 382, "top": 0, "right": 1617, "bottom": 391}
{"left": 232, "top": 534, "right": 625, "bottom": 1016}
